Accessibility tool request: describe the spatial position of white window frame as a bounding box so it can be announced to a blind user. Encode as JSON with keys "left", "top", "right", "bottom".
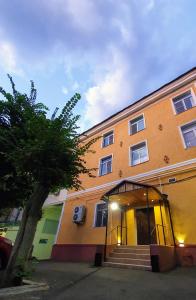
{"left": 93, "top": 202, "right": 107, "bottom": 227}
{"left": 129, "top": 140, "right": 149, "bottom": 166}
{"left": 171, "top": 88, "right": 196, "bottom": 115}
{"left": 98, "top": 154, "right": 113, "bottom": 176}
{"left": 102, "top": 130, "right": 114, "bottom": 148}
{"left": 178, "top": 119, "right": 196, "bottom": 149}
{"left": 128, "top": 113, "right": 146, "bottom": 135}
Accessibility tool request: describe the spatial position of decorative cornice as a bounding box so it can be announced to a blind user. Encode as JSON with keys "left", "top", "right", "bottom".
{"left": 81, "top": 69, "right": 196, "bottom": 140}
{"left": 67, "top": 158, "right": 196, "bottom": 199}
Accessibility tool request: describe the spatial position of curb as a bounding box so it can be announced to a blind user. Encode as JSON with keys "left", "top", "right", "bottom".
{"left": 0, "top": 279, "right": 49, "bottom": 298}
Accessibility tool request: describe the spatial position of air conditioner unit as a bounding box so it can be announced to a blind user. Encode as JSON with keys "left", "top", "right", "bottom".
{"left": 73, "top": 205, "right": 86, "bottom": 224}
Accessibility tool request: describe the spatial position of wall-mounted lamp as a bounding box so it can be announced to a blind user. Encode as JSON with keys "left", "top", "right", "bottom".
{"left": 117, "top": 238, "right": 121, "bottom": 245}
{"left": 110, "top": 202, "right": 119, "bottom": 211}
{"left": 178, "top": 237, "right": 185, "bottom": 247}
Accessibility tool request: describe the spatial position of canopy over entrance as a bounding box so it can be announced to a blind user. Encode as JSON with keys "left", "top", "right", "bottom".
{"left": 102, "top": 180, "right": 165, "bottom": 208}
{"left": 102, "top": 180, "right": 175, "bottom": 260}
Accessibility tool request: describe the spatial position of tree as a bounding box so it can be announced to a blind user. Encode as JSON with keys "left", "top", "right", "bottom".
{"left": 0, "top": 76, "right": 97, "bottom": 286}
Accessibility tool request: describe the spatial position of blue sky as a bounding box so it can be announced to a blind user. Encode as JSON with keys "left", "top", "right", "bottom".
{"left": 0, "top": 0, "right": 196, "bottom": 131}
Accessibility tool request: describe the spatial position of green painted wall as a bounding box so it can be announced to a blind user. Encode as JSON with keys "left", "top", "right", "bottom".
{"left": 4, "top": 225, "right": 18, "bottom": 242}
{"left": 32, "top": 205, "right": 62, "bottom": 259}
{"left": 3, "top": 204, "right": 62, "bottom": 260}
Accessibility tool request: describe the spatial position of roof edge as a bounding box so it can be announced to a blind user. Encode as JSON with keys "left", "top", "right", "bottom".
{"left": 81, "top": 66, "right": 196, "bottom": 137}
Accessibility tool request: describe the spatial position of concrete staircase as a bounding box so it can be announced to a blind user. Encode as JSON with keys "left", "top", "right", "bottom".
{"left": 103, "top": 245, "right": 152, "bottom": 271}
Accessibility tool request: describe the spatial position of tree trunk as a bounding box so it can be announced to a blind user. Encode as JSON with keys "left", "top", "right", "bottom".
{"left": 1, "top": 183, "right": 49, "bottom": 287}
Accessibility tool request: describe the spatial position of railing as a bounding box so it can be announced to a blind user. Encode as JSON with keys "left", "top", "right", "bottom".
{"left": 108, "top": 225, "right": 127, "bottom": 245}
{"left": 151, "top": 224, "right": 173, "bottom": 246}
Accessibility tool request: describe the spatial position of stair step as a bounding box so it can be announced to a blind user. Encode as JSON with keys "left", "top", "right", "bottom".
{"left": 114, "top": 248, "right": 150, "bottom": 254}
{"left": 103, "top": 262, "right": 152, "bottom": 271}
{"left": 106, "top": 257, "right": 151, "bottom": 266}
{"left": 110, "top": 252, "right": 150, "bottom": 260}
{"left": 118, "top": 245, "right": 150, "bottom": 249}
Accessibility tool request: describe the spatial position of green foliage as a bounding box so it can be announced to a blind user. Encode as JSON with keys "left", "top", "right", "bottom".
{"left": 0, "top": 75, "right": 98, "bottom": 211}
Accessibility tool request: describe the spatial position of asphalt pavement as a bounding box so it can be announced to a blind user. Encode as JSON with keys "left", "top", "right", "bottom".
{"left": 2, "top": 261, "right": 196, "bottom": 300}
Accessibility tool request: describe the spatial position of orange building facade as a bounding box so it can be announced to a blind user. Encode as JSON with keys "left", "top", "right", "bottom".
{"left": 52, "top": 67, "right": 196, "bottom": 271}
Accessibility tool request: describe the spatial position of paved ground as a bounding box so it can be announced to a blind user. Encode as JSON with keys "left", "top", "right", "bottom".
{"left": 2, "top": 261, "right": 196, "bottom": 300}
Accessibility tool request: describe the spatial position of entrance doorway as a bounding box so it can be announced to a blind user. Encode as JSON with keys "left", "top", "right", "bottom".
{"left": 136, "top": 207, "right": 157, "bottom": 245}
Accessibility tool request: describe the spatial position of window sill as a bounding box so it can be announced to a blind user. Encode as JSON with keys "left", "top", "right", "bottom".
{"left": 129, "top": 128, "right": 145, "bottom": 136}
{"left": 174, "top": 105, "right": 196, "bottom": 115}
{"left": 102, "top": 143, "right": 114, "bottom": 148}
{"left": 184, "top": 145, "right": 196, "bottom": 150}
{"left": 130, "top": 159, "right": 149, "bottom": 167}
{"left": 99, "top": 171, "right": 112, "bottom": 177}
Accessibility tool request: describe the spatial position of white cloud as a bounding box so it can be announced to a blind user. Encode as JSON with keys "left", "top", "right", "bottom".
{"left": 112, "top": 18, "right": 136, "bottom": 46}
{"left": 47, "top": 0, "right": 101, "bottom": 33}
{"left": 84, "top": 47, "right": 133, "bottom": 126}
{"left": 62, "top": 86, "right": 68, "bottom": 95}
{"left": 133, "top": 0, "right": 155, "bottom": 14}
{"left": 71, "top": 81, "right": 80, "bottom": 92}
{"left": 65, "top": 0, "right": 102, "bottom": 32}
{"left": 0, "top": 41, "right": 24, "bottom": 75}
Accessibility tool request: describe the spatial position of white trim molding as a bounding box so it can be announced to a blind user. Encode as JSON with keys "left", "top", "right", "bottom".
{"left": 54, "top": 201, "right": 66, "bottom": 244}
{"left": 67, "top": 158, "right": 196, "bottom": 199}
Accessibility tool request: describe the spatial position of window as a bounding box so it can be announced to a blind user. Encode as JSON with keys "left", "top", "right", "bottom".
{"left": 130, "top": 142, "right": 148, "bottom": 166}
{"left": 129, "top": 115, "right": 145, "bottom": 135}
{"left": 42, "top": 219, "right": 59, "bottom": 234}
{"left": 95, "top": 203, "right": 107, "bottom": 227}
{"left": 99, "top": 155, "right": 112, "bottom": 176}
{"left": 181, "top": 121, "right": 196, "bottom": 148}
{"left": 173, "top": 91, "right": 195, "bottom": 114}
{"left": 102, "top": 131, "right": 114, "bottom": 147}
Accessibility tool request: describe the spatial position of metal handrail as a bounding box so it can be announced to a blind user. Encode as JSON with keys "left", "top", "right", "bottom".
{"left": 108, "top": 226, "right": 118, "bottom": 236}
{"left": 151, "top": 224, "right": 170, "bottom": 245}
{"left": 108, "top": 225, "right": 127, "bottom": 235}
{"left": 150, "top": 225, "right": 156, "bottom": 236}
{"left": 107, "top": 225, "right": 127, "bottom": 245}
